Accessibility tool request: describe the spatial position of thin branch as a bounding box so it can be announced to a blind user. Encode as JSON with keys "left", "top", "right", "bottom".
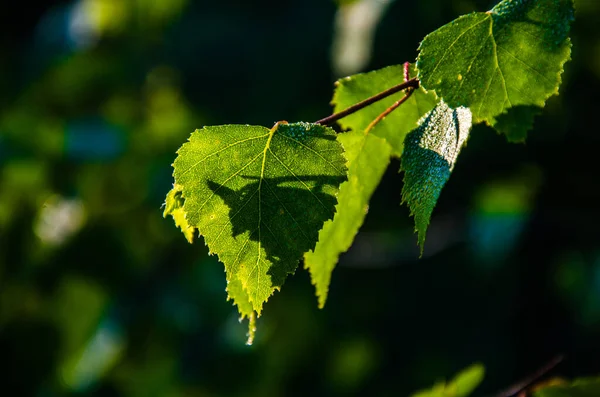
{"left": 490, "top": 355, "right": 564, "bottom": 397}
{"left": 314, "top": 77, "right": 419, "bottom": 126}
{"left": 364, "top": 61, "right": 414, "bottom": 133}
{"left": 364, "top": 89, "right": 414, "bottom": 133}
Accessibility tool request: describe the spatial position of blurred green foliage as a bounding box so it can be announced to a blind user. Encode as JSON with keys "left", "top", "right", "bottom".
{"left": 1, "top": 0, "right": 600, "bottom": 396}
{"left": 410, "top": 364, "right": 484, "bottom": 397}
{"left": 533, "top": 377, "right": 600, "bottom": 397}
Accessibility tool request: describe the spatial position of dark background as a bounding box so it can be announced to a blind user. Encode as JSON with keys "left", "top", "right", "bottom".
{"left": 1, "top": 0, "right": 599, "bottom": 396}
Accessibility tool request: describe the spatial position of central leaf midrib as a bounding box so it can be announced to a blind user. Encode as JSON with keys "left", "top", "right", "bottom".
{"left": 252, "top": 127, "right": 277, "bottom": 289}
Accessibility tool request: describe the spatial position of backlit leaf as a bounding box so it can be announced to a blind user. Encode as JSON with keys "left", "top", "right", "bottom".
{"left": 169, "top": 122, "right": 347, "bottom": 336}
{"left": 304, "top": 130, "right": 392, "bottom": 307}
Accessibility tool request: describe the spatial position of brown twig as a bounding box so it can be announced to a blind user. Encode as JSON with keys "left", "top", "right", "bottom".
{"left": 314, "top": 77, "right": 419, "bottom": 126}
{"left": 364, "top": 61, "right": 414, "bottom": 133}
{"left": 364, "top": 90, "right": 414, "bottom": 133}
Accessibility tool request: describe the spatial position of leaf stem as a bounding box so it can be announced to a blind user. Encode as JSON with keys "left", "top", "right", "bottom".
{"left": 364, "top": 62, "right": 414, "bottom": 133}
{"left": 314, "top": 77, "right": 419, "bottom": 126}
{"left": 364, "top": 90, "right": 414, "bottom": 133}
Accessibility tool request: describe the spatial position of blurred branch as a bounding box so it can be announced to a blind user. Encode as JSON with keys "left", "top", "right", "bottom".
{"left": 490, "top": 355, "right": 564, "bottom": 397}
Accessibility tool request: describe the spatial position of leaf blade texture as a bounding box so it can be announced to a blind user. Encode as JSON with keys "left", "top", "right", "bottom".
{"left": 171, "top": 123, "right": 347, "bottom": 323}
{"left": 401, "top": 102, "right": 472, "bottom": 253}
{"left": 416, "top": 0, "right": 574, "bottom": 135}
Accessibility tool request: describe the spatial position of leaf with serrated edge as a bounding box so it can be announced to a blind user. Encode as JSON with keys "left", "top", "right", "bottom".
{"left": 171, "top": 122, "right": 346, "bottom": 328}
{"left": 305, "top": 130, "right": 392, "bottom": 308}
{"left": 304, "top": 64, "right": 436, "bottom": 307}
{"left": 417, "top": 0, "right": 574, "bottom": 131}
{"left": 164, "top": 184, "right": 197, "bottom": 243}
{"left": 401, "top": 101, "right": 472, "bottom": 253}
{"left": 333, "top": 64, "right": 438, "bottom": 156}
{"left": 493, "top": 105, "right": 542, "bottom": 143}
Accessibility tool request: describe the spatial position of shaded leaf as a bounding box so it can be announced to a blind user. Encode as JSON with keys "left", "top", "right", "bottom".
{"left": 493, "top": 105, "right": 542, "bottom": 143}
{"left": 333, "top": 64, "right": 438, "bottom": 156}
{"left": 401, "top": 102, "right": 472, "bottom": 253}
{"left": 169, "top": 122, "right": 347, "bottom": 332}
{"left": 417, "top": 0, "right": 574, "bottom": 131}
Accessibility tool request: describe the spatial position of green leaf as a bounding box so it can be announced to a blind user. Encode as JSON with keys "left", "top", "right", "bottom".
{"left": 332, "top": 64, "right": 438, "bottom": 156}
{"left": 304, "top": 130, "right": 392, "bottom": 308}
{"left": 417, "top": 0, "right": 574, "bottom": 132}
{"left": 410, "top": 364, "right": 485, "bottom": 397}
{"left": 163, "top": 184, "right": 196, "bottom": 243}
{"left": 493, "top": 105, "right": 542, "bottom": 143}
{"left": 533, "top": 377, "right": 600, "bottom": 397}
{"left": 303, "top": 64, "right": 436, "bottom": 307}
{"left": 401, "top": 102, "right": 472, "bottom": 253}
{"left": 170, "top": 122, "right": 347, "bottom": 328}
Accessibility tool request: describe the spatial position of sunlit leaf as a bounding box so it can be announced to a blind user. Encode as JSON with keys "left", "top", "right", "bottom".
{"left": 401, "top": 102, "right": 472, "bottom": 253}
{"left": 304, "top": 130, "right": 392, "bottom": 307}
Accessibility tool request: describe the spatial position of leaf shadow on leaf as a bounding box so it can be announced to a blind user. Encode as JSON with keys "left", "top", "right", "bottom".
{"left": 206, "top": 175, "right": 346, "bottom": 286}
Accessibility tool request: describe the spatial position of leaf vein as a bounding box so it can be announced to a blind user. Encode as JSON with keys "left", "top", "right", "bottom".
{"left": 178, "top": 133, "right": 269, "bottom": 178}
{"left": 268, "top": 149, "right": 331, "bottom": 212}
{"left": 193, "top": 151, "right": 264, "bottom": 220}
{"left": 427, "top": 16, "right": 491, "bottom": 80}
{"left": 279, "top": 134, "right": 346, "bottom": 176}
{"left": 496, "top": 44, "right": 555, "bottom": 87}
{"left": 263, "top": 179, "right": 312, "bottom": 244}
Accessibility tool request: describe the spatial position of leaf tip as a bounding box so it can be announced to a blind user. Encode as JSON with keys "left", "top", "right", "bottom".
{"left": 317, "top": 289, "right": 328, "bottom": 309}
{"left": 245, "top": 311, "right": 257, "bottom": 346}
